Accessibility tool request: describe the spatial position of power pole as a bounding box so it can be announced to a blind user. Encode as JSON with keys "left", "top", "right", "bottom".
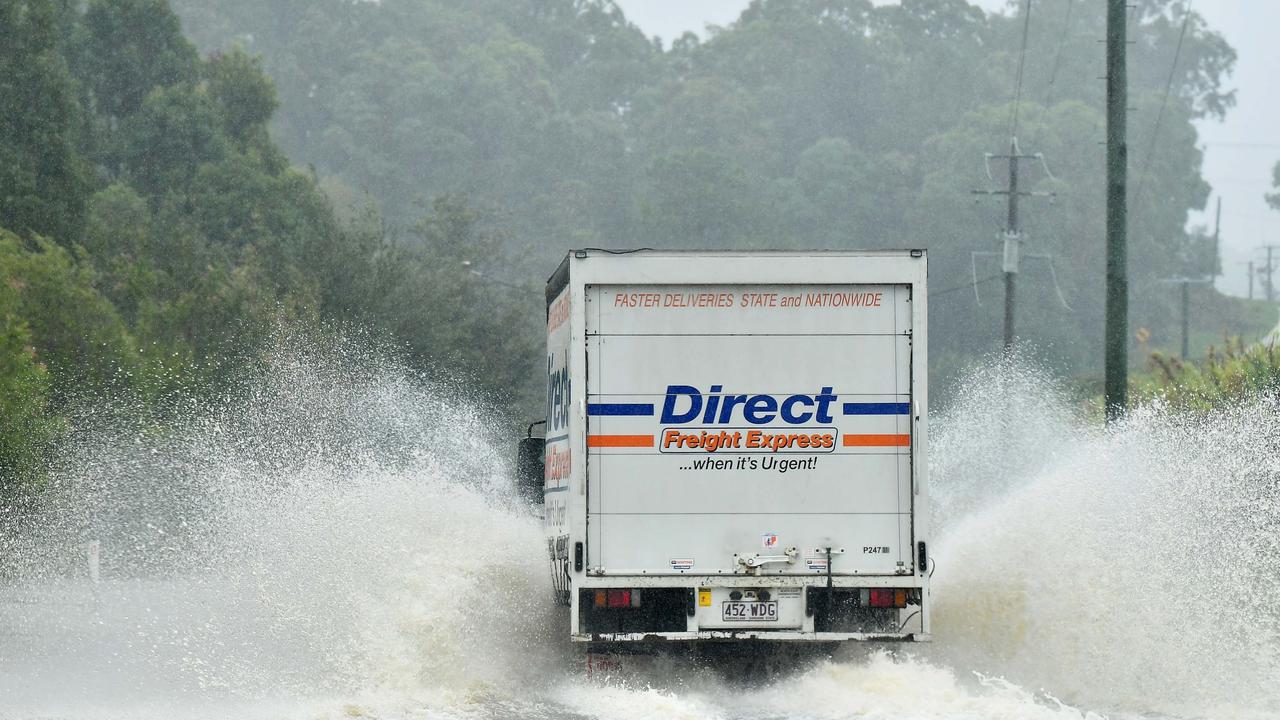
{"left": 1260, "top": 245, "right": 1280, "bottom": 302}
{"left": 1181, "top": 280, "right": 1190, "bottom": 358}
{"left": 1243, "top": 261, "right": 1254, "bottom": 300}
{"left": 1212, "top": 197, "right": 1222, "bottom": 280}
{"left": 972, "top": 138, "right": 1052, "bottom": 353}
{"left": 1158, "top": 277, "right": 1213, "bottom": 359}
{"left": 1270, "top": 247, "right": 1276, "bottom": 302}
{"left": 1005, "top": 145, "right": 1019, "bottom": 353}
{"left": 1104, "top": 0, "right": 1128, "bottom": 422}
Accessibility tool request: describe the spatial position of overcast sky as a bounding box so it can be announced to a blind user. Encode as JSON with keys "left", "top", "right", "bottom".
{"left": 615, "top": 0, "right": 1280, "bottom": 298}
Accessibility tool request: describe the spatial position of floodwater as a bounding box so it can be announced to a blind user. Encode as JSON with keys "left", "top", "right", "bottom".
{"left": 1, "top": 339, "right": 1276, "bottom": 720}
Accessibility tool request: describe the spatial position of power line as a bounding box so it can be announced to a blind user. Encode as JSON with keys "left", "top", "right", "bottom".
{"left": 1043, "top": 0, "right": 1074, "bottom": 105}
{"left": 1132, "top": 0, "right": 1194, "bottom": 207}
{"left": 1202, "top": 141, "right": 1280, "bottom": 149}
{"left": 1008, "top": 0, "right": 1034, "bottom": 139}
{"left": 1206, "top": 178, "right": 1274, "bottom": 187}
{"left": 930, "top": 274, "right": 1003, "bottom": 299}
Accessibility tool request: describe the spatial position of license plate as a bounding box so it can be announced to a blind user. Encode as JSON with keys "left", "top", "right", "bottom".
{"left": 721, "top": 600, "right": 778, "bottom": 622}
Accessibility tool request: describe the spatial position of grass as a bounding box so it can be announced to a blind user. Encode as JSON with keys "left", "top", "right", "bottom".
{"left": 1134, "top": 335, "right": 1280, "bottom": 411}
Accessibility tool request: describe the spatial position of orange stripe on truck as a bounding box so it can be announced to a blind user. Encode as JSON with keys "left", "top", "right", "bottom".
{"left": 587, "top": 434, "right": 655, "bottom": 448}
{"left": 842, "top": 434, "right": 911, "bottom": 447}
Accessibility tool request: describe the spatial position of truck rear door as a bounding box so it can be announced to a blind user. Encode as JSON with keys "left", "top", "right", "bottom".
{"left": 585, "top": 283, "right": 915, "bottom": 577}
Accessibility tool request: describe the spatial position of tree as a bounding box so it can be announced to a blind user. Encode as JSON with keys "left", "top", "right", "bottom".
{"left": 1266, "top": 161, "right": 1280, "bottom": 211}
{"left": 164, "top": 0, "right": 1243, "bottom": 386}
{"left": 788, "top": 137, "right": 880, "bottom": 247}
{"left": 0, "top": 0, "right": 88, "bottom": 242}
{"left": 75, "top": 0, "right": 199, "bottom": 119}
{"left": 205, "top": 46, "right": 278, "bottom": 141}
{"left": 0, "top": 230, "right": 142, "bottom": 399}
{"left": 0, "top": 275, "right": 59, "bottom": 495}
{"left": 640, "top": 149, "right": 760, "bottom": 248}
{"left": 366, "top": 196, "right": 539, "bottom": 409}
{"left": 121, "top": 82, "right": 228, "bottom": 198}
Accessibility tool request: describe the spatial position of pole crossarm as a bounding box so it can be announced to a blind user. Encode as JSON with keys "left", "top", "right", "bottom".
{"left": 1256, "top": 244, "right": 1280, "bottom": 302}
{"left": 971, "top": 190, "right": 1056, "bottom": 198}
{"left": 1156, "top": 277, "right": 1213, "bottom": 285}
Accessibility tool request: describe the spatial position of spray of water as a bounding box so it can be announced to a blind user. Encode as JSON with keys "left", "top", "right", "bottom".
{"left": 0, "top": 329, "right": 559, "bottom": 717}
{"left": 927, "top": 359, "right": 1280, "bottom": 719}
{"left": 0, "top": 336, "right": 1275, "bottom": 719}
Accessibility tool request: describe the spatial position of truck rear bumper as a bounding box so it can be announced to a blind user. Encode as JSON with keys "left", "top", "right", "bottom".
{"left": 572, "top": 631, "right": 931, "bottom": 643}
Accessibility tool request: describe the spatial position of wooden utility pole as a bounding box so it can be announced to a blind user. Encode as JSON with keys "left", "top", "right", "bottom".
{"left": 1260, "top": 245, "right": 1280, "bottom": 302}
{"left": 1181, "top": 280, "right": 1190, "bottom": 358}
{"left": 972, "top": 139, "right": 1052, "bottom": 353}
{"left": 1004, "top": 145, "right": 1019, "bottom": 353}
{"left": 1160, "top": 277, "right": 1213, "bottom": 359}
{"left": 1212, "top": 198, "right": 1222, "bottom": 279}
{"left": 1104, "top": 0, "right": 1128, "bottom": 423}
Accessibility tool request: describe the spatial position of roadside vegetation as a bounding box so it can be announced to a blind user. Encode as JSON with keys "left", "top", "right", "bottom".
{"left": 1136, "top": 337, "right": 1280, "bottom": 411}
{"left": 1, "top": 0, "right": 1274, "bottom": 498}
{"left": 0, "top": 0, "right": 536, "bottom": 496}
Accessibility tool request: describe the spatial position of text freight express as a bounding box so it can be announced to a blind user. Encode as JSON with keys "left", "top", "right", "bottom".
{"left": 661, "top": 429, "right": 834, "bottom": 452}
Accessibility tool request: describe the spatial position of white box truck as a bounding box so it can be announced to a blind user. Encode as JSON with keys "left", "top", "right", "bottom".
{"left": 517, "top": 249, "right": 931, "bottom": 643}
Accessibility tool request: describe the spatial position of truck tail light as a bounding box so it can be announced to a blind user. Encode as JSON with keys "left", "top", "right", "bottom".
{"left": 869, "top": 589, "right": 909, "bottom": 608}
{"left": 593, "top": 589, "right": 642, "bottom": 609}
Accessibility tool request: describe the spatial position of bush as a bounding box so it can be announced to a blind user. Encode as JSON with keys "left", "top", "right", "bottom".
{"left": 1136, "top": 337, "right": 1280, "bottom": 411}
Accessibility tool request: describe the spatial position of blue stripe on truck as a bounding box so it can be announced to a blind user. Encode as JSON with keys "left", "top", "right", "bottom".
{"left": 587, "top": 403, "right": 656, "bottom": 416}
{"left": 842, "top": 402, "right": 910, "bottom": 415}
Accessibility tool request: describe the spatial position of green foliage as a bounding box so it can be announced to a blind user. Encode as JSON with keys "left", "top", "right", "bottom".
{"left": 121, "top": 82, "right": 228, "bottom": 197}
{"left": 1267, "top": 161, "right": 1280, "bottom": 211}
{"left": 1136, "top": 338, "right": 1280, "bottom": 412}
{"left": 76, "top": 0, "right": 199, "bottom": 118}
{"left": 0, "top": 231, "right": 141, "bottom": 396}
{"left": 1, "top": 0, "right": 428, "bottom": 493}
{"left": 0, "top": 0, "right": 1262, "bottom": 493}
{"left": 0, "top": 0, "right": 89, "bottom": 241}
{"left": 363, "top": 196, "right": 540, "bottom": 408}
{"left": 165, "top": 0, "right": 1243, "bottom": 388}
{"left": 0, "top": 274, "right": 60, "bottom": 492}
{"left": 205, "top": 46, "right": 278, "bottom": 141}
{"left": 642, "top": 149, "right": 758, "bottom": 247}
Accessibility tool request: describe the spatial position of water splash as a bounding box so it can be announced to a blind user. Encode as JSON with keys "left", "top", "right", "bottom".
{"left": 927, "top": 357, "right": 1280, "bottom": 719}
{"left": 0, "top": 329, "right": 557, "bottom": 715}
{"left": 0, "top": 338, "right": 1276, "bottom": 719}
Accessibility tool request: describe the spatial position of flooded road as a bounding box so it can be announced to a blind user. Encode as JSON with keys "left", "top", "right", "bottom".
{"left": 2, "top": 345, "right": 1276, "bottom": 719}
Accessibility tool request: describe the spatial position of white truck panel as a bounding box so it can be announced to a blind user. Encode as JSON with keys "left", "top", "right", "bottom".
{"left": 590, "top": 284, "right": 907, "bottom": 335}
{"left": 593, "top": 514, "right": 911, "bottom": 575}
{"left": 587, "top": 335, "right": 911, "bottom": 396}
{"left": 585, "top": 281, "right": 912, "bottom": 577}
{"left": 588, "top": 453, "right": 908, "bottom": 516}
{"left": 541, "top": 251, "right": 932, "bottom": 642}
